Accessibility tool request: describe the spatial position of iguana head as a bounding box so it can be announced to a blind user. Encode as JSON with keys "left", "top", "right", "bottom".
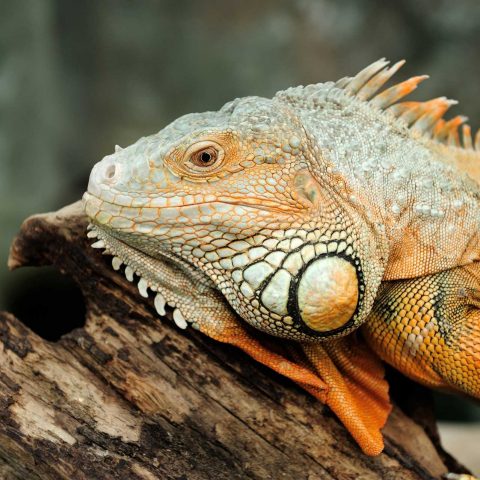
{"left": 83, "top": 92, "right": 385, "bottom": 341}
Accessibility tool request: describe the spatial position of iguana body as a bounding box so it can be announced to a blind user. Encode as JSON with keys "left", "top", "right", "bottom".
{"left": 83, "top": 59, "right": 480, "bottom": 456}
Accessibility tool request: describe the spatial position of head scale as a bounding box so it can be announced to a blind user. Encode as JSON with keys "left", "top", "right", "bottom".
{"left": 84, "top": 90, "right": 384, "bottom": 341}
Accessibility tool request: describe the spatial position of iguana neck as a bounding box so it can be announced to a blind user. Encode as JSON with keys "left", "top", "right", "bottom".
{"left": 286, "top": 91, "right": 480, "bottom": 280}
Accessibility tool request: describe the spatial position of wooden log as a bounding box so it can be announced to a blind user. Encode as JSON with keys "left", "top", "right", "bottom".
{"left": 0, "top": 201, "right": 471, "bottom": 479}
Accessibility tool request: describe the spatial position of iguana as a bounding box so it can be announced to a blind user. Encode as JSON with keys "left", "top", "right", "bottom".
{"left": 82, "top": 59, "right": 480, "bottom": 458}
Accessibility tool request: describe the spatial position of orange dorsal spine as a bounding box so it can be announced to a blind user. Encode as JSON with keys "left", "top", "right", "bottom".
{"left": 337, "top": 58, "right": 480, "bottom": 184}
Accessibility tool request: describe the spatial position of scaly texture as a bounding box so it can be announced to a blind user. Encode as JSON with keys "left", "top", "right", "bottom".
{"left": 83, "top": 58, "right": 480, "bottom": 457}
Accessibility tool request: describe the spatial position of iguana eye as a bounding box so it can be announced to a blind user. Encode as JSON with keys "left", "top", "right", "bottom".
{"left": 184, "top": 141, "right": 225, "bottom": 173}
{"left": 192, "top": 147, "right": 217, "bottom": 167}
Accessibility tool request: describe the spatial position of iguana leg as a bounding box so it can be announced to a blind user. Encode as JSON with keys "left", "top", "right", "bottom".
{"left": 160, "top": 273, "right": 392, "bottom": 455}
{"left": 195, "top": 301, "right": 390, "bottom": 455}
{"left": 298, "top": 338, "right": 391, "bottom": 456}
{"left": 206, "top": 318, "right": 390, "bottom": 455}
{"left": 362, "top": 262, "right": 480, "bottom": 399}
{"left": 128, "top": 253, "right": 391, "bottom": 455}
{"left": 201, "top": 315, "right": 330, "bottom": 394}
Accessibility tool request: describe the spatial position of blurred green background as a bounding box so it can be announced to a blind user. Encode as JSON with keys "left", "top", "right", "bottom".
{"left": 1, "top": 0, "right": 480, "bottom": 471}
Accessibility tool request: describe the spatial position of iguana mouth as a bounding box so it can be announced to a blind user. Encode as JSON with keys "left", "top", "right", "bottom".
{"left": 83, "top": 191, "right": 300, "bottom": 217}
{"left": 86, "top": 223, "right": 209, "bottom": 330}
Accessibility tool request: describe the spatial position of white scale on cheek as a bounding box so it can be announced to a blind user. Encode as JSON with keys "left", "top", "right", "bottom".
{"left": 231, "top": 270, "right": 243, "bottom": 283}
{"left": 109, "top": 217, "right": 135, "bottom": 229}
{"left": 232, "top": 254, "right": 249, "bottom": 268}
{"left": 264, "top": 251, "right": 286, "bottom": 267}
{"left": 243, "top": 261, "right": 274, "bottom": 289}
{"left": 260, "top": 269, "right": 292, "bottom": 316}
{"left": 229, "top": 240, "right": 250, "bottom": 251}
{"left": 282, "top": 252, "right": 303, "bottom": 276}
{"left": 248, "top": 246, "right": 268, "bottom": 261}
{"left": 240, "top": 282, "right": 255, "bottom": 298}
{"left": 300, "top": 244, "right": 316, "bottom": 263}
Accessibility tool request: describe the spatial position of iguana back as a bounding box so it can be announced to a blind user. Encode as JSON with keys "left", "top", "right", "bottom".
{"left": 275, "top": 59, "right": 480, "bottom": 281}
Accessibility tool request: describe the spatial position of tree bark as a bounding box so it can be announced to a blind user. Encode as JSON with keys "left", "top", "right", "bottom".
{"left": 0, "top": 201, "right": 471, "bottom": 480}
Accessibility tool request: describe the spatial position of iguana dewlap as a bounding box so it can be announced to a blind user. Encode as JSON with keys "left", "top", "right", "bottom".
{"left": 83, "top": 59, "right": 480, "bottom": 456}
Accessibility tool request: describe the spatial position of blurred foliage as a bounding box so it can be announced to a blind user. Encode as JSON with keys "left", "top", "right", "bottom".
{"left": 1, "top": 0, "right": 480, "bottom": 420}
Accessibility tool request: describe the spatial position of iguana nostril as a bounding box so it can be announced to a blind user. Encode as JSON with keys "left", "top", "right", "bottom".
{"left": 105, "top": 164, "right": 116, "bottom": 180}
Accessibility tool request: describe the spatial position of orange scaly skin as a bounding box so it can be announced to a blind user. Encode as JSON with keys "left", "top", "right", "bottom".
{"left": 363, "top": 263, "right": 480, "bottom": 397}
{"left": 83, "top": 59, "right": 480, "bottom": 457}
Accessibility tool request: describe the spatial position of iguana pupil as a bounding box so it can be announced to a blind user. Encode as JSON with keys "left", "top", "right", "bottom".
{"left": 200, "top": 151, "right": 211, "bottom": 163}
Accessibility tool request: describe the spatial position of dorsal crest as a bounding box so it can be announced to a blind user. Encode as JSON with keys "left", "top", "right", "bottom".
{"left": 337, "top": 58, "right": 479, "bottom": 150}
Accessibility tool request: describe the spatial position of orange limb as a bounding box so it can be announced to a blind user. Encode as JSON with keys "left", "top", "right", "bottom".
{"left": 300, "top": 337, "right": 391, "bottom": 456}
{"left": 198, "top": 311, "right": 391, "bottom": 456}
{"left": 197, "top": 312, "right": 328, "bottom": 395}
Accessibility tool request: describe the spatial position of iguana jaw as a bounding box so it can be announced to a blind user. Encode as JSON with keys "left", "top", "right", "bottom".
{"left": 82, "top": 91, "right": 388, "bottom": 341}
{"left": 83, "top": 171, "right": 378, "bottom": 342}
{"left": 86, "top": 221, "right": 215, "bottom": 330}
{"left": 85, "top": 213, "right": 369, "bottom": 343}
